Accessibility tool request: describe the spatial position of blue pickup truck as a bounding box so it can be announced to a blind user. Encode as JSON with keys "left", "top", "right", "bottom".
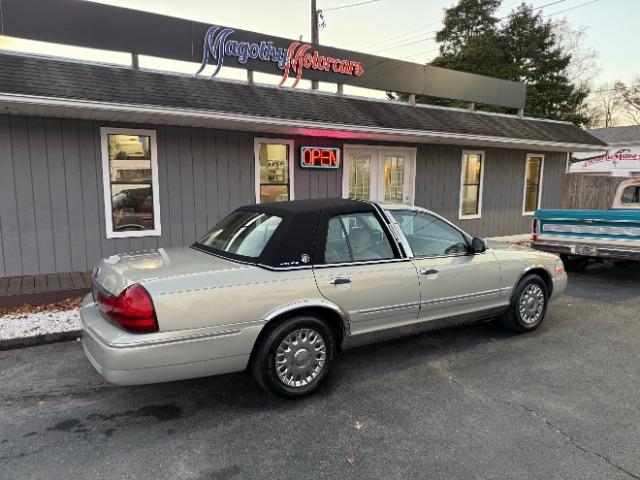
{"left": 532, "top": 178, "right": 640, "bottom": 271}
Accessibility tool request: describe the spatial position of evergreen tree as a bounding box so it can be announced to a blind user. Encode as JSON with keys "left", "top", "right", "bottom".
{"left": 501, "top": 4, "right": 589, "bottom": 124}
{"left": 413, "top": 1, "right": 591, "bottom": 125}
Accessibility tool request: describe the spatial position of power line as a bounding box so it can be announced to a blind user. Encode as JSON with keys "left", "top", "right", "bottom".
{"left": 322, "top": 0, "right": 382, "bottom": 12}
{"left": 361, "top": 0, "right": 564, "bottom": 55}
{"left": 371, "top": 0, "right": 568, "bottom": 55}
{"left": 396, "top": 0, "right": 590, "bottom": 62}
{"left": 358, "top": 21, "right": 441, "bottom": 51}
{"left": 544, "top": 0, "right": 601, "bottom": 16}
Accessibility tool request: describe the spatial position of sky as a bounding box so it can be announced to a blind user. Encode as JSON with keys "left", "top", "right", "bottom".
{"left": 0, "top": 0, "right": 637, "bottom": 96}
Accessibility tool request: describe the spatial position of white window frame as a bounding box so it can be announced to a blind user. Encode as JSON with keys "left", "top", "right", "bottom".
{"left": 100, "top": 127, "right": 161, "bottom": 239}
{"left": 522, "top": 153, "right": 545, "bottom": 216}
{"left": 342, "top": 144, "right": 417, "bottom": 204}
{"left": 254, "top": 138, "right": 295, "bottom": 204}
{"left": 458, "top": 150, "right": 485, "bottom": 220}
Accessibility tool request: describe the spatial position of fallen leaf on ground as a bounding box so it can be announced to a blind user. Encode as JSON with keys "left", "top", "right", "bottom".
{"left": 347, "top": 455, "right": 356, "bottom": 465}
{"left": 354, "top": 421, "right": 363, "bottom": 431}
{"left": 0, "top": 297, "right": 83, "bottom": 317}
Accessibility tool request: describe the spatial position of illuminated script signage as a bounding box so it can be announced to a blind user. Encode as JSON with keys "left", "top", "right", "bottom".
{"left": 300, "top": 147, "right": 341, "bottom": 169}
{"left": 196, "top": 26, "right": 365, "bottom": 88}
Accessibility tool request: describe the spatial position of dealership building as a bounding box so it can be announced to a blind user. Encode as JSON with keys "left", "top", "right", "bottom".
{"left": 0, "top": 0, "right": 606, "bottom": 279}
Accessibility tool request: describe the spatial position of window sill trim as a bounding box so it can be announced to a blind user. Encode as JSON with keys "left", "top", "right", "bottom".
{"left": 458, "top": 214, "right": 481, "bottom": 220}
{"left": 106, "top": 229, "right": 161, "bottom": 239}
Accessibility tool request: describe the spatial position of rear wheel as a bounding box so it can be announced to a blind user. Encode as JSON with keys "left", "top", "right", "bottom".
{"left": 560, "top": 254, "right": 589, "bottom": 272}
{"left": 251, "top": 315, "right": 335, "bottom": 397}
{"left": 501, "top": 274, "right": 548, "bottom": 333}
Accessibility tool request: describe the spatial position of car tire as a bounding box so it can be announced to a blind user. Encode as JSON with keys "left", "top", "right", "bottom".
{"left": 501, "top": 274, "right": 549, "bottom": 333}
{"left": 560, "top": 254, "right": 589, "bottom": 272}
{"left": 251, "top": 315, "right": 336, "bottom": 397}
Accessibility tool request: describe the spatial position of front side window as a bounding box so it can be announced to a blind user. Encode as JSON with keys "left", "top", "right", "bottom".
{"left": 197, "top": 211, "right": 282, "bottom": 259}
{"left": 391, "top": 210, "right": 468, "bottom": 257}
{"left": 459, "top": 151, "right": 484, "bottom": 218}
{"left": 620, "top": 185, "right": 640, "bottom": 205}
{"left": 101, "top": 128, "right": 160, "bottom": 238}
{"left": 523, "top": 154, "right": 544, "bottom": 214}
{"left": 256, "top": 140, "right": 293, "bottom": 203}
{"left": 324, "top": 212, "right": 395, "bottom": 263}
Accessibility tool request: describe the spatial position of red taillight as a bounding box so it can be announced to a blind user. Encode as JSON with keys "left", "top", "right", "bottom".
{"left": 532, "top": 218, "right": 538, "bottom": 242}
{"left": 98, "top": 284, "right": 158, "bottom": 334}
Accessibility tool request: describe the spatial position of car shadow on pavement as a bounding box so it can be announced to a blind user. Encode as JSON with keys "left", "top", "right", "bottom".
{"left": 565, "top": 261, "right": 640, "bottom": 303}
{"left": 104, "top": 318, "right": 514, "bottom": 414}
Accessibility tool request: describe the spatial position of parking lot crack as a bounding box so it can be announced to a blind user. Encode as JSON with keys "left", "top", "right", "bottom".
{"left": 516, "top": 403, "right": 640, "bottom": 480}
{"left": 431, "top": 361, "right": 640, "bottom": 480}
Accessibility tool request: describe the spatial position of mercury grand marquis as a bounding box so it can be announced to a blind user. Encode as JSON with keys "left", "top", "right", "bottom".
{"left": 81, "top": 199, "right": 567, "bottom": 397}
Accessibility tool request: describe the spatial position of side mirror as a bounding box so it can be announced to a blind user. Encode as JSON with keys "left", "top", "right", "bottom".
{"left": 471, "top": 237, "right": 487, "bottom": 254}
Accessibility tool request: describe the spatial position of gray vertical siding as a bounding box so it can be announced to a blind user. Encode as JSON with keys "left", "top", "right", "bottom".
{"left": 0, "top": 115, "right": 256, "bottom": 276}
{"left": 414, "top": 145, "right": 565, "bottom": 238}
{"left": 0, "top": 113, "right": 566, "bottom": 276}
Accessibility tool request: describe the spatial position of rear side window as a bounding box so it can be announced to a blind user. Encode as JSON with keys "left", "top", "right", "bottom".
{"left": 324, "top": 212, "right": 395, "bottom": 263}
{"left": 391, "top": 210, "right": 468, "bottom": 257}
{"left": 197, "top": 211, "right": 282, "bottom": 258}
{"left": 621, "top": 186, "right": 640, "bottom": 205}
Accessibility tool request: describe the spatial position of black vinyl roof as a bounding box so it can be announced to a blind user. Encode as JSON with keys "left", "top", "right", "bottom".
{"left": 234, "top": 199, "right": 379, "bottom": 268}
{"left": 0, "top": 52, "right": 606, "bottom": 148}
{"left": 242, "top": 198, "right": 368, "bottom": 215}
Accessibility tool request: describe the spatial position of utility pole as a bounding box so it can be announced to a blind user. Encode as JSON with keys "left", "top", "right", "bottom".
{"left": 311, "top": 0, "right": 319, "bottom": 90}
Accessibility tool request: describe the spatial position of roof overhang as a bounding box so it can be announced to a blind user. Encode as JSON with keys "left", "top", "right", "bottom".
{"left": 0, "top": 93, "right": 606, "bottom": 152}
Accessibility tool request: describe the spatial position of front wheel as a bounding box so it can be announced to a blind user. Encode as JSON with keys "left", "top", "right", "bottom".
{"left": 251, "top": 315, "right": 335, "bottom": 397}
{"left": 501, "top": 274, "right": 548, "bottom": 333}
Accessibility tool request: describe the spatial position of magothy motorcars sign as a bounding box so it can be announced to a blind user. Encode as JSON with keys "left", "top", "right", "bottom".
{"left": 0, "top": 0, "right": 527, "bottom": 108}
{"left": 196, "top": 26, "right": 365, "bottom": 88}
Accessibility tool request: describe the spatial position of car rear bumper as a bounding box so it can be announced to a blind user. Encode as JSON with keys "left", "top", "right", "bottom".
{"left": 533, "top": 241, "right": 640, "bottom": 261}
{"left": 80, "top": 294, "right": 262, "bottom": 386}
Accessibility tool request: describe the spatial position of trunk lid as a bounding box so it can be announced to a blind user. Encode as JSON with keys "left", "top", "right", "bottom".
{"left": 93, "top": 246, "right": 244, "bottom": 295}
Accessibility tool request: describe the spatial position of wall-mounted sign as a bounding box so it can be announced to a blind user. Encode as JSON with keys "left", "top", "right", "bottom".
{"left": 196, "top": 26, "right": 365, "bottom": 88}
{"left": 300, "top": 146, "right": 341, "bottom": 169}
{"left": 1, "top": 0, "right": 528, "bottom": 108}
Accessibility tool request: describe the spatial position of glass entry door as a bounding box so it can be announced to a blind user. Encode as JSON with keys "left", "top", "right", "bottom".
{"left": 343, "top": 146, "right": 415, "bottom": 204}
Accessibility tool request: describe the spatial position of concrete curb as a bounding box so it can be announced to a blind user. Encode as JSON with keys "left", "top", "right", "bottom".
{"left": 0, "top": 330, "right": 81, "bottom": 352}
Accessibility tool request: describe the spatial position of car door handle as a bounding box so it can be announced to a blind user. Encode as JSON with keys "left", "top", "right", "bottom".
{"left": 419, "top": 268, "right": 439, "bottom": 275}
{"left": 330, "top": 276, "right": 352, "bottom": 285}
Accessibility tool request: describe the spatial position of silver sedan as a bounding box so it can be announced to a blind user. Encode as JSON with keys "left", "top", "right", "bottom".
{"left": 81, "top": 199, "right": 567, "bottom": 396}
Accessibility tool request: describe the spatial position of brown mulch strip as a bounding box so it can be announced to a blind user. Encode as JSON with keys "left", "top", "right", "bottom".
{"left": 0, "top": 297, "right": 83, "bottom": 317}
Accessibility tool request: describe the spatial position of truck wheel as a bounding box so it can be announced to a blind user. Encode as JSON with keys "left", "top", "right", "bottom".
{"left": 560, "top": 255, "right": 589, "bottom": 272}
{"left": 501, "top": 274, "right": 548, "bottom": 333}
{"left": 251, "top": 315, "right": 335, "bottom": 397}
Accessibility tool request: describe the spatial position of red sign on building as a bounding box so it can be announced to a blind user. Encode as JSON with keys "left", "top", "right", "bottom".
{"left": 300, "top": 146, "right": 341, "bottom": 169}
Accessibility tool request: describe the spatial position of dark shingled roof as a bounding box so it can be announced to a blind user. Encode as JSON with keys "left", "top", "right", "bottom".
{"left": 587, "top": 125, "right": 640, "bottom": 146}
{"left": 0, "top": 52, "right": 605, "bottom": 147}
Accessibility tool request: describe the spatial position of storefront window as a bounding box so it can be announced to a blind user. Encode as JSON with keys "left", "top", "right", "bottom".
{"left": 256, "top": 139, "right": 294, "bottom": 203}
{"left": 348, "top": 155, "right": 371, "bottom": 200}
{"left": 101, "top": 128, "right": 160, "bottom": 238}
{"left": 459, "top": 151, "right": 484, "bottom": 218}
{"left": 523, "top": 154, "right": 544, "bottom": 214}
{"left": 384, "top": 155, "right": 405, "bottom": 202}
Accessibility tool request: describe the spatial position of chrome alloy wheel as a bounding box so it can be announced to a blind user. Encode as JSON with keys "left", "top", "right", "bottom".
{"left": 518, "top": 284, "right": 545, "bottom": 325}
{"left": 275, "top": 328, "right": 327, "bottom": 388}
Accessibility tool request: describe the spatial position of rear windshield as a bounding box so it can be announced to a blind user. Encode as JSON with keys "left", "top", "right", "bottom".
{"left": 196, "top": 211, "right": 282, "bottom": 259}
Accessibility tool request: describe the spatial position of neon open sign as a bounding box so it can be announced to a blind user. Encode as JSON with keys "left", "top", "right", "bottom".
{"left": 300, "top": 147, "right": 341, "bottom": 169}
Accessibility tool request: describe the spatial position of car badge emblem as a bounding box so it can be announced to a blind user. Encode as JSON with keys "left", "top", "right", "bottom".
{"left": 300, "top": 254, "right": 311, "bottom": 264}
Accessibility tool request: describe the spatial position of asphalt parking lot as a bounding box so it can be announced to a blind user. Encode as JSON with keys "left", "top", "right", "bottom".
{"left": 1, "top": 262, "right": 640, "bottom": 480}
